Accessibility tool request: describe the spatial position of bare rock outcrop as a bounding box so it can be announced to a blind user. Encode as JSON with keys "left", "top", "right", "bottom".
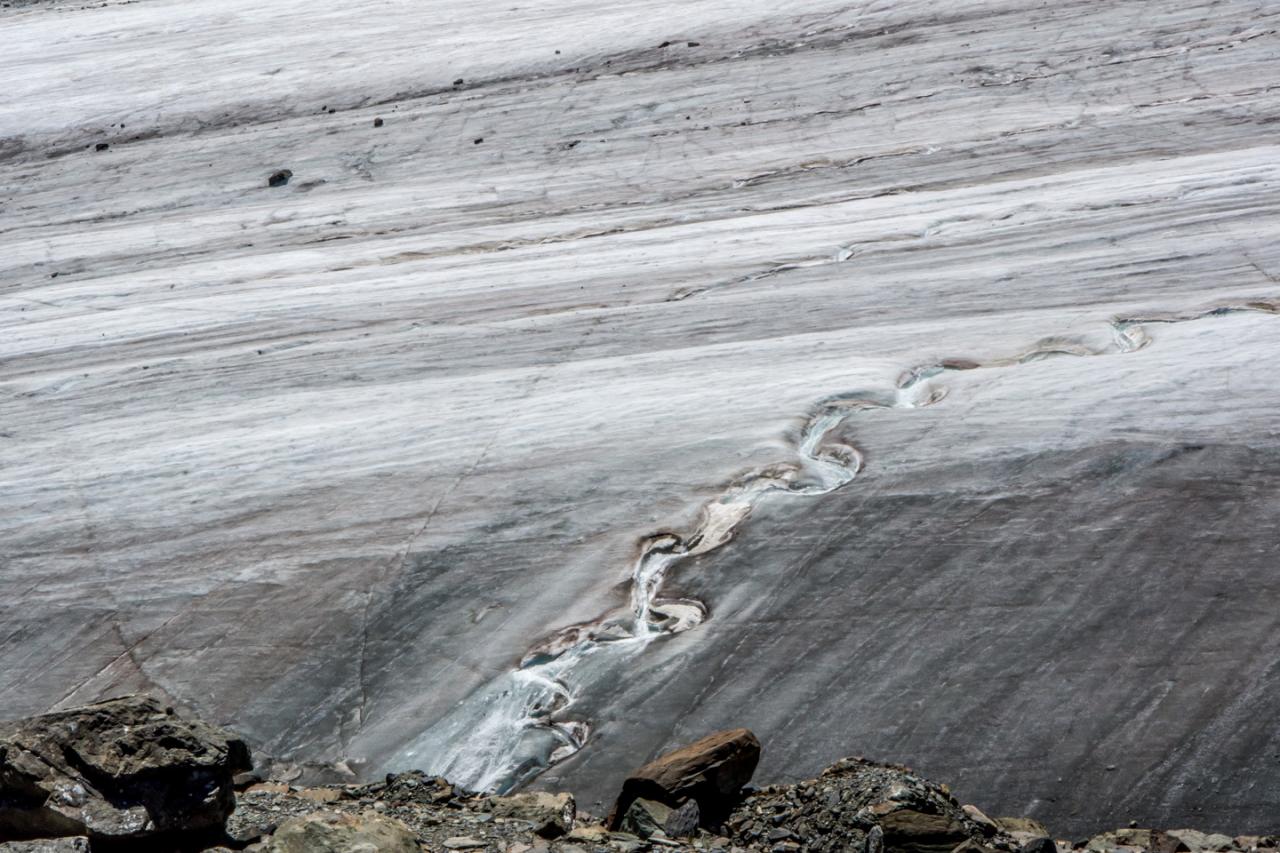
{"left": 2, "top": 700, "right": 1277, "bottom": 853}
{"left": 0, "top": 696, "right": 251, "bottom": 847}
{"left": 724, "top": 757, "right": 996, "bottom": 853}
{"left": 607, "top": 728, "right": 761, "bottom": 831}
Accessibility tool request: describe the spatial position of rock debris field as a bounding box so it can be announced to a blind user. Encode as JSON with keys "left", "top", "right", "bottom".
{"left": 1, "top": 698, "right": 1276, "bottom": 852}
{"left": 2, "top": 0, "right": 1279, "bottom": 838}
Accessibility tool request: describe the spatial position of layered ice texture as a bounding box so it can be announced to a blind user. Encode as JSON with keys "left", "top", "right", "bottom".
{"left": 3, "top": 0, "right": 1280, "bottom": 835}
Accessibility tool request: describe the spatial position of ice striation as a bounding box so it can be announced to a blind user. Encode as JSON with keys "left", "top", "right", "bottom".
{"left": 402, "top": 299, "right": 1278, "bottom": 793}
{"left": 3, "top": 0, "right": 1280, "bottom": 836}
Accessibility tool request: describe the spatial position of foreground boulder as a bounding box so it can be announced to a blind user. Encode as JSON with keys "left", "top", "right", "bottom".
{"left": 0, "top": 696, "right": 251, "bottom": 846}
{"left": 608, "top": 728, "right": 760, "bottom": 831}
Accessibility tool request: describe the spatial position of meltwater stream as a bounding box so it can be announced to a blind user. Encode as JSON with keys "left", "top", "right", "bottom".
{"left": 392, "top": 300, "right": 1277, "bottom": 793}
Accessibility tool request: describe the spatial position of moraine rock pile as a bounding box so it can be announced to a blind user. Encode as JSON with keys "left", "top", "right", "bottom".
{"left": 0, "top": 698, "right": 1275, "bottom": 853}
{"left": 723, "top": 756, "right": 993, "bottom": 853}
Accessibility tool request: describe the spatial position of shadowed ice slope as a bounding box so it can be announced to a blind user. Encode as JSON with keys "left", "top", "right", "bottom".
{"left": 538, "top": 310, "right": 1280, "bottom": 834}
{"left": 403, "top": 303, "right": 1277, "bottom": 811}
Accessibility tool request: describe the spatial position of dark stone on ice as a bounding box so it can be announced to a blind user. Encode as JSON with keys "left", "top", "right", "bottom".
{"left": 373, "top": 118, "right": 384, "bottom": 127}
{"left": 94, "top": 143, "right": 109, "bottom": 152}
{"left": 267, "top": 170, "right": 292, "bottom": 187}
{"left": 486, "top": 792, "right": 574, "bottom": 839}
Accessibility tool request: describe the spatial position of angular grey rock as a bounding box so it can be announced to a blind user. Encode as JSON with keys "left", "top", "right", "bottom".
{"left": 0, "top": 695, "right": 251, "bottom": 845}
{"left": 864, "top": 824, "right": 884, "bottom": 853}
{"left": 664, "top": 798, "right": 700, "bottom": 839}
{"left": 609, "top": 729, "right": 760, "bottom": 829}
{"left": 266, "top": 169, "right": 292, "bottom": 187}
{"left": 246, "top": 811, "right": 418, "bottom": 852}
{"left": 487, "top": 791, "right": 574, "bottom": 838}
{"left": 0, "top": 840, "right": 90, "bottom": 852}
{"left": 962, "top": 805, "right": 999, "bottom": 837}
{"left": 619, "top": 798, "right": 671, "bottom": 839}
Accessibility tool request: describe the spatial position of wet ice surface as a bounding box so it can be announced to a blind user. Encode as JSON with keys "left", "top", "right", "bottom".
{"left": 402, "top": 369, "right": 947, "bottom": 793}
{"left": 2, "top": 0, "right": 1280, "bottom": 835}
{"left": 406, "top": 303, "right": 1279, "bottom": 797}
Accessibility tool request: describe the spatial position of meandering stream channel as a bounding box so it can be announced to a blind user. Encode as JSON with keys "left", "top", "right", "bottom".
{"left": 394, "top": 299, "right": 1278, "bottom": 793}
